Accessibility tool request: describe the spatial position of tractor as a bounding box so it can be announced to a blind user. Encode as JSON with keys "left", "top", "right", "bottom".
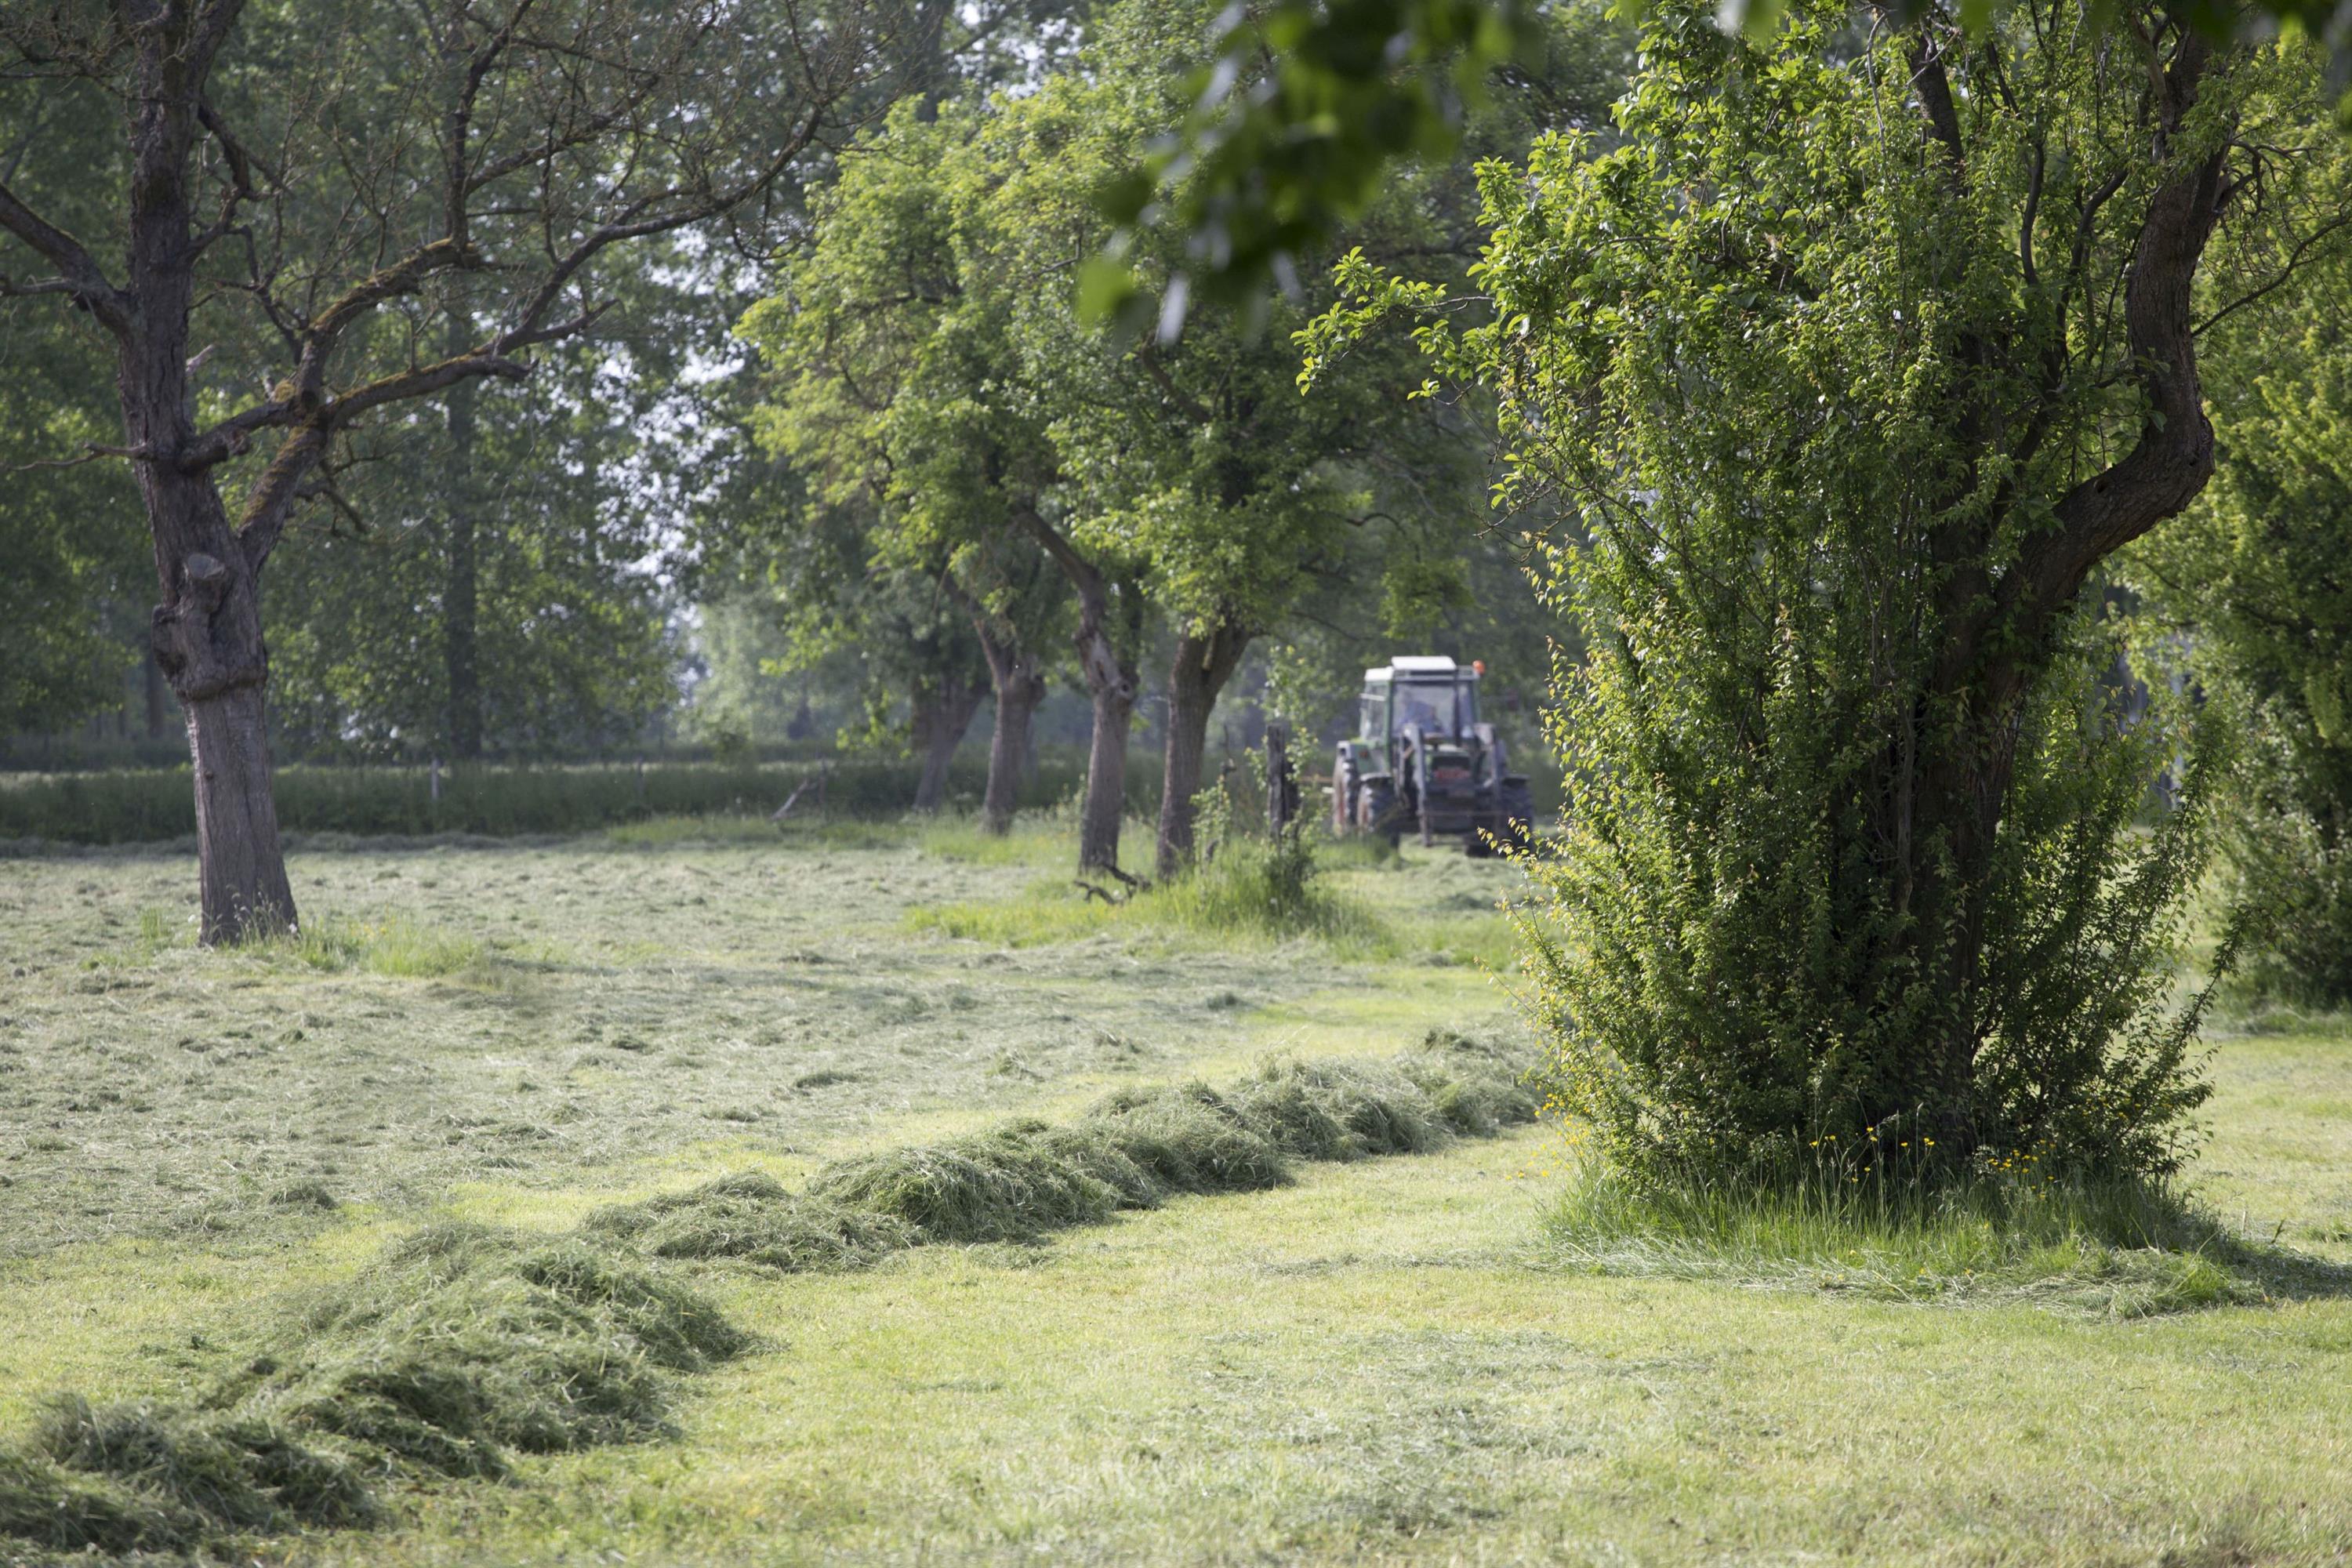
{"left": 1330, "top": 656, "right": 1534, "bottom": 854}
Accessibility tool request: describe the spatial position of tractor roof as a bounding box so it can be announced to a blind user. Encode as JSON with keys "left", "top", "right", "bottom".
{"left": 1363, "top": 655, "right": 1465, "bottom": 683}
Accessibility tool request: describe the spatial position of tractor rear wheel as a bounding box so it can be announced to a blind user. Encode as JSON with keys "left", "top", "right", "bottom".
{"left": 1499, "top": 779, "right": 1536, "bottom": 848}
{"left": 1359, "top": 778, "right": 1403, "bottom": 848}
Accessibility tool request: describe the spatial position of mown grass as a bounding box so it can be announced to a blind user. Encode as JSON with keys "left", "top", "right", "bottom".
{"left": 2, "top": 822, "right": 1512, "bottom": 1266}
{"left": 0, "top": 1227, "right": 749, "bottom": 1555}
{"left": 0, "top": 1039, "right": 1534, "bottom": 1556}
{"left": 5, "top": 824, "right": 2350, "bottom": 1563}
{"left": 288, "top": 1112, "right": 2352, "bottom": 1568}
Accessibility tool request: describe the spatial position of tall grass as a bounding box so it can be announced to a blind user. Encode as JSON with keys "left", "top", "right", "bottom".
{"left": 1544, "top": 1160, "right": 2284, "bottom": 1316}
{"left": 910, "top": 827, "right": 1389, "bottom": 950}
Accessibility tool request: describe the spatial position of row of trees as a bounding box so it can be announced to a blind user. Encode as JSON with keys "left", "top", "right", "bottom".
{"left": 731, "top": 0, "right": 1621, "bottom": 877}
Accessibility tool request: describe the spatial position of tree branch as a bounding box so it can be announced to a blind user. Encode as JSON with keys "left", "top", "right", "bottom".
{"left": 2002, "top": 30, "right": 2225, "bottom": 644}
{"left": 0, "top": 178, "right": 133, "bottom": 336}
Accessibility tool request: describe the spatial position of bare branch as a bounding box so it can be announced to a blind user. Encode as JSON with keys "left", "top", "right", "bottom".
{"left": 0, "top": 178, "right": 133, "bottom": 335}
{"left": 2194, "top": 203, "right": 2352, "bottom": 339}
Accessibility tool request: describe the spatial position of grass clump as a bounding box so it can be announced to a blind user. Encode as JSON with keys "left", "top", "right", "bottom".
{"left": 585, "top": 1174, "right": 920, "bottom": 1272}
{"left": 909, "top": 828, "right": 1388, "bottom": 952}
{"left": 33, "top": 1397, "right": 376, "bottom": 1534}
{"left": 0, "top": 1225, "right": 749, "bottom": 1555}
{"left": 806, "top": 1122, "right": 1137, "bottom": 1244}
{"left": 595, "top": 1032, "right": 1541, "bottom": 1265}
{"left": 0, "top": 1448, "right": 193, "bottom": 1555}
{"left": 243, "top": 913, "right": 491, "bottom": 979}
{"left": 1083, "top": 1086, "right": 1291, "bottom": 1194}
{"left": 1544, "top": 1163, "right": 2293, "bottom": 1316}
{"left": 1149, "top": 834, "right": 1382, "bottom": 945}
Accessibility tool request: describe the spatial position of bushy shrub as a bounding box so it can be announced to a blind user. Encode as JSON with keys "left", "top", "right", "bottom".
{"left": 1327, "top": 0, "right": 2280, "bottom": 1186}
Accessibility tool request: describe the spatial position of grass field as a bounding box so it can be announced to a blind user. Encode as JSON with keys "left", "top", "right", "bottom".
{"left": 2, "top": 817, "right": 2350, "bottom": 1564}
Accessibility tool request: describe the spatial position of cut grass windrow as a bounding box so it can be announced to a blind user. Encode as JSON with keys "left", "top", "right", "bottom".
{"left": 0, "top": 1031, "right": 1535, "bottom": 1557}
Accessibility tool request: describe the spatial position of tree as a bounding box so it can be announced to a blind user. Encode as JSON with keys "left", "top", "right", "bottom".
{"left": 1097, "top": 0, "right": 2352, "bottom": 326}
{"left": 1311, "top": 0, "right": 2348, "bottom": 1178}
{"left": 263, "top": 348, "right": 681, "bottom": 760}
{"left": 2129, "top": 212, "right": 2352, "bottom": 1004}
{"left": 0, "top": 303, "right": 149, "bottom": 737}
{"left": 0, "top": 0, "right": 883, "bottom": 939}
{"left": 742, "top": 95, "right": 1118, "bottom": 859}
{"left": 726, "top": 480, "right": 1001, "bottom": 812}
{"left": 761, "top": 0, "right": 1578, "bottom": 875}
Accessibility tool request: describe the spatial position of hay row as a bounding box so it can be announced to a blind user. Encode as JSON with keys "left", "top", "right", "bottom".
{"left": 0, "top": 1030, "right": 1534, "bottom": 1557}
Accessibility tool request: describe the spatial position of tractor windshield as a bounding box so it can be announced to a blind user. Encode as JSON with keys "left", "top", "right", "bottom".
{"left": 1395, "top": 679, "right": 1477, "bottom": 737}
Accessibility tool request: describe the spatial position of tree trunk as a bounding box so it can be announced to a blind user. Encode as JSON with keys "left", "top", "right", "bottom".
{"left": 143, "top": 477, "right": 297, "bottom": 942}
{"left": 1013, "top": 509, "right": 1138, "bottom": 875}
{"left": 1080, "top": 670, "right": 1135, "bottom": 873}
{"left": 444, "top": 328, "right": 485, "bottom": 761}
{"left": 183, "top": 682, "right": 297, "bottom": 942}
{"left": 974, "top": 619, "right": 1046, "bottom": 835}
{"left": 1156, "top": 622, "right": 1251, "bottom": 879}
{"left": 1073, "top": 583, "right": 1139, "bottom": 875}
{"left": 910, "top": 671, "right": 988, "bottom": 813}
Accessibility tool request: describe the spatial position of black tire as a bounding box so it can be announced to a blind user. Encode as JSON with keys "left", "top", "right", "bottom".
{"left": 1499, "top": 779, "right": 1537, "bottom": 848}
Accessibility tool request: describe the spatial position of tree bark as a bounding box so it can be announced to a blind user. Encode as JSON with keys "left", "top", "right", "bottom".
{"left": 144, "top": 484, "right": 296, "bottom": 941}
{"left": 1080, "top": 656, "right": 1135, "bottom": 873}
{"left": 443, "top": 344, "right": 485, "bottom": 760}
{"left": 1072, "top": 576, "right": 1140, "bottom": 875}
{"left": 114, "top": 27, "right": 299, "bottom": 942}
{"left": 1156, "top": 620, "right": 1251, "bottom": 879}
{"left": 973, "top": 617, "right": 1046, "bottom": 834}
{"left": 910, "top": 669, "right": 988, "bottom": 812}
{"left": 144, "top": 645, "right": 168, "bottom": 738}
{"left": 1011, "top": 506, "right": 1138, "bottom": 874}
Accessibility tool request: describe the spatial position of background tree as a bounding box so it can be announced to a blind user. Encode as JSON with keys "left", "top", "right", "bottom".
{"left": 263, "top": 346, "right": 681, "bottom": 760}
{"left": 1310, "top": 0, "right": 2350, "bottom": 1178}
{"left": 743, "top": 94, "right": 1128, "bottom": 862}
{"left": 0, "top": 0, "right": 886, "bottom": 939}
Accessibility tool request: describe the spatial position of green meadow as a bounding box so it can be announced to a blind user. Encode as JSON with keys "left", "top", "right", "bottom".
{"left": 2, "top": 820, "right": 2348, "bottom": 1565}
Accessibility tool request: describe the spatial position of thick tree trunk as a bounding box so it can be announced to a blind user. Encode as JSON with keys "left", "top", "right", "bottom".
{"left": 444, "top": 334, "right": 485, "bottom": 761}
{"left": 1851, "top": 32, "right": 2232, "bottom": 1152}
{"left": 183, "top": 683, "right": 297, "bottom": 941}
{"left": 973, "top": 619, "right": 1046, "bottom": 835}
{"left": 143, "top": 475, "right": 296, "bottom": 942}
{"left": 910, "top": 671, "right": 988, "bottom": 813}
{"left": 1156, "top": 622, "right": 1251, "bottom": 879}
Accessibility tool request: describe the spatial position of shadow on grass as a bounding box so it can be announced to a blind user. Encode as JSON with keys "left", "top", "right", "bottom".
{"left": 1545, "top": 1163, "right": 2352, "bottom": 1316}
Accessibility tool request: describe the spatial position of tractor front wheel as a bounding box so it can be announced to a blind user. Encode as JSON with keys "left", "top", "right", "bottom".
{"left": 1333, "top": 750, "right": 1358, "bottom": 834}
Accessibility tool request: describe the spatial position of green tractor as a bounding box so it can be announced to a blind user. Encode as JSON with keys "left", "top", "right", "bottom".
{"left": 1330, "top": 656, "right": 1534, "bottom": 854}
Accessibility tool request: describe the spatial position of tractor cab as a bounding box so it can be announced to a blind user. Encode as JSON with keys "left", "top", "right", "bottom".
{"left": 1332, "top": 657, "right": 1533, "bottom": 853}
